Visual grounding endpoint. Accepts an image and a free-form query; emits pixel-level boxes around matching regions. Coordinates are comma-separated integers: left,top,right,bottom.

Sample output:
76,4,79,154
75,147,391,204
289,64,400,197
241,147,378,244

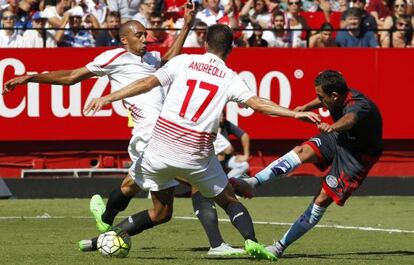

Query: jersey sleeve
85,49,125,76
226,121,246,138
154,54,188,87
227,73,256,104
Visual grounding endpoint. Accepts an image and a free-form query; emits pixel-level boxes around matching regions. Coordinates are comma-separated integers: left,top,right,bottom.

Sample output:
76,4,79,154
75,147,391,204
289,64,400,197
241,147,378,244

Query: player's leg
176,176,243,255
90,175,141,232
90,136,146,232
230,145,316,198
80,187,175,251
226,156,249,179
191,185,225,249
231,134,334,198
213,184,276,261
266,188,332,258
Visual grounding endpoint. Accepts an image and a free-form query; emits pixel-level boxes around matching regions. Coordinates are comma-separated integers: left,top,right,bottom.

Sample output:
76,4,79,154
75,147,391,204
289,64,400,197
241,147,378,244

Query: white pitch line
174,216,414,234
1,215,413,234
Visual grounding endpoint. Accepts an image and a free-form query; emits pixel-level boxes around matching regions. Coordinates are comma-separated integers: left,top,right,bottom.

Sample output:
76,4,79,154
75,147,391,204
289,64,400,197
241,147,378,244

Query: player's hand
294,111,321,124
293,105,307,112
183,1,196,26
317,122,334,133
235,154,249,162
83,97,111,116
3,75,31,94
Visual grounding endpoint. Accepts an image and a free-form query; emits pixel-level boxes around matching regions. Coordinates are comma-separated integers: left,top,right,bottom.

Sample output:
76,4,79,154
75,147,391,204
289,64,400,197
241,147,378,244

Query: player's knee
120,176,139,197
293,145,314,163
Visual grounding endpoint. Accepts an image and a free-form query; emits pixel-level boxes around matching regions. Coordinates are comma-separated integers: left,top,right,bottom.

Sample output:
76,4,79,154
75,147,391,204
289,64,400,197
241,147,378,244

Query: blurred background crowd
0,0,412,48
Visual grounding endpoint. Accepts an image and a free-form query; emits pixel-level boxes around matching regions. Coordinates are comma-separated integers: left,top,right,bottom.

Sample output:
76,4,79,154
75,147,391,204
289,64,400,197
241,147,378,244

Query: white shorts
127,124,154,162
129,151,228,198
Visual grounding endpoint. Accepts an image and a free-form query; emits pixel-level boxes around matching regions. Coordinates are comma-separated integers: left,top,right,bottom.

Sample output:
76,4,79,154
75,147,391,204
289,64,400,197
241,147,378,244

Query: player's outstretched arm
246,96,321,123
294,97,323,112
318,112,358,133
3,67,95,94
161,1,196,64
83,75,160,115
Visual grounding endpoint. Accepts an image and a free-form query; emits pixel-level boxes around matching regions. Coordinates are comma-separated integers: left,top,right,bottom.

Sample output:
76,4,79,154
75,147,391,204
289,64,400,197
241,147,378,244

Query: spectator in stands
239,0,272,28
196,0,225,25
341,0,377,31
95,10,120,46
262,10,290,47
382,14,413,47
366,0,393,29
336,7,379,47
22,11,57,47
55,9,95,47
146,13,174,47
0,0,18,21
309,22,337,47
0,10,24,47
106,0,141,22
246,23,268,46
217,0,240,29
87,0,108,25
164,0,187,21
42,0,72,29
183,20,207,47
132,0,156,28
381,0,414,46
14,0,35,29
216,112,251,179
285,0,309,47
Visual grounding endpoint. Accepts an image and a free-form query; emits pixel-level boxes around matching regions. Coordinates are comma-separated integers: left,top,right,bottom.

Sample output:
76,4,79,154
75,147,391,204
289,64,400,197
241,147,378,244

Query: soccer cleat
265,241,286,258
90,194,111,233
78,239,95,252
229,176,256,199
245,239,277,261
207,243,246,256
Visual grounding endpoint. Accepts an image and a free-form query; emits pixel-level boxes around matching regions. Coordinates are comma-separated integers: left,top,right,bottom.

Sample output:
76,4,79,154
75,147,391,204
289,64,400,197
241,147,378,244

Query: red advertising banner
1,48,412,141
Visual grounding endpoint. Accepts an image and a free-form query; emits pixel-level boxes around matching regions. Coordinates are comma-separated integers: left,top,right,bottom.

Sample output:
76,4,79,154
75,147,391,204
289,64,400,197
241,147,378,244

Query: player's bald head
119,20,146,37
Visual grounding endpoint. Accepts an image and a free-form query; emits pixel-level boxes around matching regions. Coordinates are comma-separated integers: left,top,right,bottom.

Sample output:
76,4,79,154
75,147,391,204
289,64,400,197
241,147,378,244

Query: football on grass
97,228,131,258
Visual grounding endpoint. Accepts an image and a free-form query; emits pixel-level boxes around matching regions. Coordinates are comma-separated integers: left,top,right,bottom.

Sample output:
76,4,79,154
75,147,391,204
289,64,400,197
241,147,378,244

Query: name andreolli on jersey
188,61,226,79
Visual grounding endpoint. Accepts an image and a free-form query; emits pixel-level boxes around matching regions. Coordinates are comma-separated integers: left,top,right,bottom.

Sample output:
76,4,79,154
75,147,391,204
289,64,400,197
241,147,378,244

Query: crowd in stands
0,0,413,48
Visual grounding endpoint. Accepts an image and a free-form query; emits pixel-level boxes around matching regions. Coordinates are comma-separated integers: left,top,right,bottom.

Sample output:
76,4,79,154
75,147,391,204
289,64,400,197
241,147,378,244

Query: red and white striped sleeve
85,48,127,76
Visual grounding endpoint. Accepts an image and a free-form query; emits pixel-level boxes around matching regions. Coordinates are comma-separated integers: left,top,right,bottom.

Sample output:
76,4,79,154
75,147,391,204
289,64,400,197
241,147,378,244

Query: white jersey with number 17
148,52,255,168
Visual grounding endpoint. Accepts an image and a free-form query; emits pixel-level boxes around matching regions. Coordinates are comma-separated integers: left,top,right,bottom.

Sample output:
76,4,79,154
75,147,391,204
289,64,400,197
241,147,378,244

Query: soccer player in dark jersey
230,70,383,257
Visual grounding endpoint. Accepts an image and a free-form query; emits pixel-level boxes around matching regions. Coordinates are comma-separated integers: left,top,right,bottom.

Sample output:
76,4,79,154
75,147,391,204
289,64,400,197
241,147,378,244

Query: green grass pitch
0,196,413,265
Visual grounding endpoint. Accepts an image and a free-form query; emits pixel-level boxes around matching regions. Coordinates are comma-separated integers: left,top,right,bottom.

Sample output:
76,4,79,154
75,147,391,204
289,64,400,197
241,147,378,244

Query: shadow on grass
284,250,414,260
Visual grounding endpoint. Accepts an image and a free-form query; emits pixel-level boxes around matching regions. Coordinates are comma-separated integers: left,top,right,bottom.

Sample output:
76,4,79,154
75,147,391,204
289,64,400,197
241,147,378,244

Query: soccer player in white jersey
83,24,321,261
3,7,248,256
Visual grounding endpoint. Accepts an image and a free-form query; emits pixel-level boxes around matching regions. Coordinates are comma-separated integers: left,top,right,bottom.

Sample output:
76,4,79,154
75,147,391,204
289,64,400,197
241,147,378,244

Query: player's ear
331,91,339,101
120,36,128,46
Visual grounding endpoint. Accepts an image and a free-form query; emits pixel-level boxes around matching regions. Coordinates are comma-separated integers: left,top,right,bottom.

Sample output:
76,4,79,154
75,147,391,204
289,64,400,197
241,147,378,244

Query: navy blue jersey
330,89,383,156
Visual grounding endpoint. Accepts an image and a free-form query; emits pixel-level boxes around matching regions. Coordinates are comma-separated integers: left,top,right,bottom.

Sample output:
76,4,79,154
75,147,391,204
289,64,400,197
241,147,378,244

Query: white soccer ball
97,228,131,258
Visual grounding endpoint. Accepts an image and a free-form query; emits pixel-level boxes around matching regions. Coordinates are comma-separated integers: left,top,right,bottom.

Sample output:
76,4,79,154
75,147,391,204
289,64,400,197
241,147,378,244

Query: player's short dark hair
206,24,233,57
314,70,348,95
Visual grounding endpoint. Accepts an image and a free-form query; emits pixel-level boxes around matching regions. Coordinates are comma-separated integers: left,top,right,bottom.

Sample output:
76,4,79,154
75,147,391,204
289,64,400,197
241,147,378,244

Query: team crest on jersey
326,175,338,188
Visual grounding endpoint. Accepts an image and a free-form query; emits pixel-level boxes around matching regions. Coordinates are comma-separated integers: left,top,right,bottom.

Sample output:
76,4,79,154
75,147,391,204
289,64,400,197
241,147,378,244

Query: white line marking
174,216,414,234
0,215,413,234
